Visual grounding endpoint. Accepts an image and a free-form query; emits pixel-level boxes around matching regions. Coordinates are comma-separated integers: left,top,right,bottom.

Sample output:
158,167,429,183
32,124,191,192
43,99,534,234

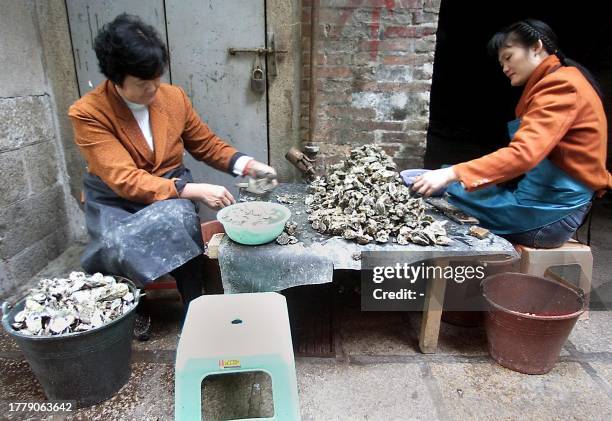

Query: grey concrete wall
35,0,86,214
267,0,302,182
0,0,83,298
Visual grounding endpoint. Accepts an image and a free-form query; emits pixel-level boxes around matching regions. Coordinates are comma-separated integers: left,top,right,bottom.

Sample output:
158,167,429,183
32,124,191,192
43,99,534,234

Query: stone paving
1,202,611,420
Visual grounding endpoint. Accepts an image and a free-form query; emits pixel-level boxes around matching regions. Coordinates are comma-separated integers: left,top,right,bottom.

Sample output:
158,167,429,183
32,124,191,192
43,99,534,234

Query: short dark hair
94,13,168,85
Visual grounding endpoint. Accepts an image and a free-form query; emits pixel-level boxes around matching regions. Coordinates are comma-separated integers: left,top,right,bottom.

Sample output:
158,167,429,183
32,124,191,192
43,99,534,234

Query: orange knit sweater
454,55,611,197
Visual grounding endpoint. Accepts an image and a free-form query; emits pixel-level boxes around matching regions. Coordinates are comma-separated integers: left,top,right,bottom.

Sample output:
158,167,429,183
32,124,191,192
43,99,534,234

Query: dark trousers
501,202,591,248
137,255,204,321
171,254,205,313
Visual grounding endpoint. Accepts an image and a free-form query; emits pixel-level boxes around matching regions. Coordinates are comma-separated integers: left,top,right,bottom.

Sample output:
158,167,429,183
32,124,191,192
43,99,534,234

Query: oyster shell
276,232,290,245
285,221,299,236
276,194,301,204
276,221,300,245
375,230,390,243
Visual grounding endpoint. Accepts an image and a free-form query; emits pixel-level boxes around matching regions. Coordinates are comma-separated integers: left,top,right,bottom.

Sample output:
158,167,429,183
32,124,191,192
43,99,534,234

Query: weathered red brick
322,106,377,120
403,0,424,9
358,38,414,52
351,120,404,132
384,26,419,38
316,92,353,105
319,53,356,66
316,66,353,78
381,131,427,143
353,80,431,92
316,79,353,93
381,53,433,65
319,0,402,8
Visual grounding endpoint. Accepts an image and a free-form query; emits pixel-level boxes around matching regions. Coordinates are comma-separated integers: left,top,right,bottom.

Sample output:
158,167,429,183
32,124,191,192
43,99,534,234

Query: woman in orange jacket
69,14,275,328
411,19,610,248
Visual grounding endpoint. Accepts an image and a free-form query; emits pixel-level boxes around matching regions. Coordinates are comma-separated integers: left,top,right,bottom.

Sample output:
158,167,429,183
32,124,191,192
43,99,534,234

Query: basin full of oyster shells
217,201,291,245
305,145,451,246
4,272,138,336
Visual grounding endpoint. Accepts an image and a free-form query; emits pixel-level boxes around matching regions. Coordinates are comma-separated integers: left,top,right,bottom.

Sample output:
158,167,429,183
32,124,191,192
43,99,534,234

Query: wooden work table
206,183,519,353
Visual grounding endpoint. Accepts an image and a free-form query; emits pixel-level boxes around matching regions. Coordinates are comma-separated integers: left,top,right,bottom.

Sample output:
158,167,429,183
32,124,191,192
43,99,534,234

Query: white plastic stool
517,240,592,320
175,292,301,420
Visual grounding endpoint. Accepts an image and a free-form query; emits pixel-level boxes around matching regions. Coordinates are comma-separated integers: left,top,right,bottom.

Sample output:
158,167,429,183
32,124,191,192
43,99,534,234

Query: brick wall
300,0,314,146
301,0,440,170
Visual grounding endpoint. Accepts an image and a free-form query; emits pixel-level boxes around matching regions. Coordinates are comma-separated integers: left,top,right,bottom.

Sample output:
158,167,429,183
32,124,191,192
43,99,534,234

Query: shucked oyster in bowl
217,201,291,245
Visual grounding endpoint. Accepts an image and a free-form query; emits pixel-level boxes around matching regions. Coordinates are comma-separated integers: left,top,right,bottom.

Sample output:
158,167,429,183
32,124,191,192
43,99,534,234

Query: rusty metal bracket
228,47,274,55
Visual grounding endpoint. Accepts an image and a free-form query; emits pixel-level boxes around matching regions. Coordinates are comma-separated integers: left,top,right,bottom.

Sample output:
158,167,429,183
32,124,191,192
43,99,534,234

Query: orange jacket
68,81,239,204
453,55,611,197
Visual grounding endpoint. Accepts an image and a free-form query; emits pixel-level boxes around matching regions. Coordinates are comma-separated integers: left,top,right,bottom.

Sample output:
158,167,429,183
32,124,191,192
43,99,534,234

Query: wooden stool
516,240,592,320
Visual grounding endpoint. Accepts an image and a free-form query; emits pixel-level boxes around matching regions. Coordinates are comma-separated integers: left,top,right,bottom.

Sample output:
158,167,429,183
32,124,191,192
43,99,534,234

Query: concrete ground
1,200,611,421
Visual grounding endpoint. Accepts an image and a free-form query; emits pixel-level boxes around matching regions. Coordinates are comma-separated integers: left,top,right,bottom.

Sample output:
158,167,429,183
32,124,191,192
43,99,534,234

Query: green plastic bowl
217,201,291,245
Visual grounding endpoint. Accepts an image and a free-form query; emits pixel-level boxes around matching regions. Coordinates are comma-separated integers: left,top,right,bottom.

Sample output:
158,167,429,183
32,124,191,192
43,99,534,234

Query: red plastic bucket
482,272,584,374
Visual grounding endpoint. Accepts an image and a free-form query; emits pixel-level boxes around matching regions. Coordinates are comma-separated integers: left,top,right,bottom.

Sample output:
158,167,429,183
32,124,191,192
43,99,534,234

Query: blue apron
446,118,593,234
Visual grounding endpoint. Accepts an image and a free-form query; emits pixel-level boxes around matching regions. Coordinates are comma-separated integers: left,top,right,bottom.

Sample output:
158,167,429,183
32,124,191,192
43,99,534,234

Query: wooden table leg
418,259,448,354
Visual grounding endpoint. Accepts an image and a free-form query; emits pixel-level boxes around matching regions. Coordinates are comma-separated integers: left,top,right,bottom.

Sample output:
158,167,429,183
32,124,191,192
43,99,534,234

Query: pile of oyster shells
10,272,137,336
305,145,451,246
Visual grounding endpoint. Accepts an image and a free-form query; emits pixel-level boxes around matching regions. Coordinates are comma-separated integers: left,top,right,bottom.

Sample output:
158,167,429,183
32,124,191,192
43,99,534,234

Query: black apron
81,166,204,285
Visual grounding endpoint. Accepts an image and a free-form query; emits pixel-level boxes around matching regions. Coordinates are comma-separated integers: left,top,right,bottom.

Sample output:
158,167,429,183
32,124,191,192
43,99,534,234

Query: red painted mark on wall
332,0,396,60
369,1,395,59
369,8,382,59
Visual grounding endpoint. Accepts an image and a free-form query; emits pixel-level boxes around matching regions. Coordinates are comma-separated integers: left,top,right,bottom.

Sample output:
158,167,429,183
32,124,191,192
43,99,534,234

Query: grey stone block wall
0,1,47,98
0,0,83,298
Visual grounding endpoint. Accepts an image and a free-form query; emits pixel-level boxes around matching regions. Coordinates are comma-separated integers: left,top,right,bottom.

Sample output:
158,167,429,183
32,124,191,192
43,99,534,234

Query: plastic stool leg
268,365,301,421
175,372,204,421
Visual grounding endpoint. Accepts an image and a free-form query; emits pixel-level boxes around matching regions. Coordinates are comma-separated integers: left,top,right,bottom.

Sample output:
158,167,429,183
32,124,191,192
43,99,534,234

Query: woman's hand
411,167,458,197
244,160,277,180
179,183,236,209
243,160,278,192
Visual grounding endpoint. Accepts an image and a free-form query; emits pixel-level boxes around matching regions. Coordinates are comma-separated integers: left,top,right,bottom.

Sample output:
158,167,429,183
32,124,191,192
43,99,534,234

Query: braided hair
487,18,603,100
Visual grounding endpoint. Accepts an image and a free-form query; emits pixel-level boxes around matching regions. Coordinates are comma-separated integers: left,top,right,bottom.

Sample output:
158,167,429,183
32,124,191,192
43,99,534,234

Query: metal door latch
228,30,287,76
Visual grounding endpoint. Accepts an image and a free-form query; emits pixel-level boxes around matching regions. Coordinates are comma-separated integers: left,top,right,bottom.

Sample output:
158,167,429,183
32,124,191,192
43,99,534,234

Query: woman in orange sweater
412,19,610,248
69,14,275,329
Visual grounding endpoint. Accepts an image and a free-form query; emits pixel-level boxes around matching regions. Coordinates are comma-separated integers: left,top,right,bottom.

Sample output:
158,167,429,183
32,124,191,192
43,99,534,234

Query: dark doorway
425,0,612,171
